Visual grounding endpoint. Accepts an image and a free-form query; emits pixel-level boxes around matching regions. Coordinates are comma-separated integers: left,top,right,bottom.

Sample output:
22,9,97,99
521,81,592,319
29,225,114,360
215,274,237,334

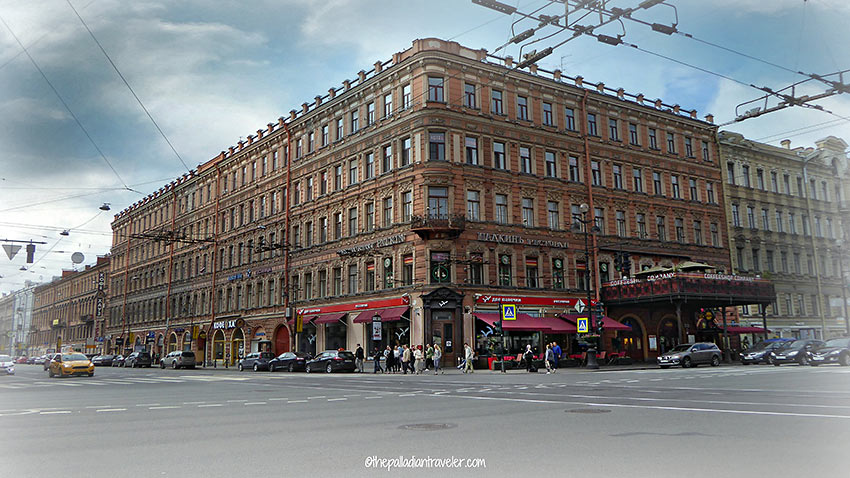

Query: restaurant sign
213,318,246,330
298,296,409,316
337,234,406,256
475,295,594,307
476,232,568,249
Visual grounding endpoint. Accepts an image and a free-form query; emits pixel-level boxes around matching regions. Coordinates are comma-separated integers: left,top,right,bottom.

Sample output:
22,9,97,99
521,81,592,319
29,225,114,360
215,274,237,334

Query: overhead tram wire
0,14,139,196
65,0,191,173
754,118,850,143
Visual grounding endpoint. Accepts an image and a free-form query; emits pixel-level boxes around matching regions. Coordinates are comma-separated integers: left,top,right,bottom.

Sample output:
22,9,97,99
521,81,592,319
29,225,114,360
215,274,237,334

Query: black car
92,355,115,367
124,351,153,368
268,351,313,372
238,351,276,371
770,339,824,366
808,337,850,366
111,354,126,367
305,350,356,373
739,340,792,365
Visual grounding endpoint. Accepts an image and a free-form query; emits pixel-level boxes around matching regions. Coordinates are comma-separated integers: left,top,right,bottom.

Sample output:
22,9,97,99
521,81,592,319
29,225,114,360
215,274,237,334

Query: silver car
160,351,196,369
657,342,722,368
0,355,14,375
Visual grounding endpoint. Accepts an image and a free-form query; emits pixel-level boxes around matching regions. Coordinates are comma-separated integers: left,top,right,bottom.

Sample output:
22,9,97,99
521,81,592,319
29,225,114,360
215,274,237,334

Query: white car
0,354,15,375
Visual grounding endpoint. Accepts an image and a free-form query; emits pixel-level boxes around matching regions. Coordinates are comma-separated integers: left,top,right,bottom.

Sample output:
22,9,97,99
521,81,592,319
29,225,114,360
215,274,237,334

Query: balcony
601,272,775,307
410,213,466,240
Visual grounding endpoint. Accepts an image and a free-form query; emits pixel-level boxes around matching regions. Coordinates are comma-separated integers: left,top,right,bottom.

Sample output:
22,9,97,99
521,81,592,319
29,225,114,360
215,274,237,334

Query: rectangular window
542,102,553,125
382,145,392,173
430,252,451,284
305,221,313,247
648,128,658,149
402,191,412,222
727,162,736,185
469,253,483,285
565,107,576,131
747,206,756,229
591,161,602,186
350,110,359,133
702,141,710,162
517,96,529,121
466,190,480,221
789,213,797,234
491,89,503,115
752,248,760,272
383,92,393,117
653,172,663,195
775,211,783,233
336,118,344,140
308,131,315,152
587,113,598,136
348,207,358,236
780,251,789,272
636,213,646,238
428,76,444,102
656,216,667,241
318,270,327,298
366,102,375,126
349,159,358,185
522,198,534,227
797,177,804,197
306,177,314,201
706,182,715,203
547,201,559,229
552,258,564,289
464,83,477,108
685,137,694,157
608,118,619,141
629,123,639,145
334,165,343,190
333,267,342,295
347,264,358,294
402,254,413,286
594,207,605,234
666,132,676,154
402,84,411,109
495,194,508,224
821,181,828,202
519,146,532,173
320,217,328,243
616,210,627,237
762,209,770,231
464,137,479,165
401,137,411,167
784,174,791,194
321,124,329,147
810,179,817,200
802,214,810,236
633,168,643,192
570,156,581,182
545,151,557,177
525,257,539,288
671,175,680,199
493,141,507,169
364,152,375,179
383,197,393,227
428,187,448,218
693,220,703,245
793,253,801,274
498,255,512,286
766,250,775,273
742,165,751,187
689,178,698,201
365,202,374,231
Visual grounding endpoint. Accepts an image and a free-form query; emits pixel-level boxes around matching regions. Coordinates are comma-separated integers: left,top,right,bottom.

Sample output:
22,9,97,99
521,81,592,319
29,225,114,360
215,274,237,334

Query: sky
1,0,848,294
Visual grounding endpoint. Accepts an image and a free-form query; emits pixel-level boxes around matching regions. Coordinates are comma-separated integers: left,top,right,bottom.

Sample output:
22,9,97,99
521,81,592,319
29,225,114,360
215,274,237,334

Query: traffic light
494,321,503,336
25,244,35,263
614,254,622,271
594,306,605,335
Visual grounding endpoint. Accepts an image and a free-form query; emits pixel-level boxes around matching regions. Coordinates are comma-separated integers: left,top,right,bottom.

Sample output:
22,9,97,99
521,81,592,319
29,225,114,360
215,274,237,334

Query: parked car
739,339,792,365
16,356,28,364
27,356,38,364
48,352,94,377
238,351,276,371
268,351,313,372
124,351,152,368
43,353,59,371
160,351,196,369
111,354,126,367
1,355,15,375
807,337,850,366
92,355,115,367
770,339,824,366
657,343,722,368
305,350,357,373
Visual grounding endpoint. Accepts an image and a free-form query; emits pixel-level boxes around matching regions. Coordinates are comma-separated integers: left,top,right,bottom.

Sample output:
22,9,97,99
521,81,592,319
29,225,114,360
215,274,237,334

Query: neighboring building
106,38,772,365
0,293,14,355
0,283,35,356
719,132,850,339
29,257,109,355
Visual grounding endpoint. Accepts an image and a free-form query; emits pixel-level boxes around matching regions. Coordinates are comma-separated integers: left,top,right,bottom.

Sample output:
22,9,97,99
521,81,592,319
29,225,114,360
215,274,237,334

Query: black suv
124,351,153,368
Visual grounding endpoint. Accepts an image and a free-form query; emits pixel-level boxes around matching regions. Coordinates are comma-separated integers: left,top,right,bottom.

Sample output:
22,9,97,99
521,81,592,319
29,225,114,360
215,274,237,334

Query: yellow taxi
48,352,95,378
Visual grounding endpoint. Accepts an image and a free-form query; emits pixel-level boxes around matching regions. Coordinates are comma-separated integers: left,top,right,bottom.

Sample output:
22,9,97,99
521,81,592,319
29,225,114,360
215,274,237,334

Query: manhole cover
399,423,457,431
566,408,612,414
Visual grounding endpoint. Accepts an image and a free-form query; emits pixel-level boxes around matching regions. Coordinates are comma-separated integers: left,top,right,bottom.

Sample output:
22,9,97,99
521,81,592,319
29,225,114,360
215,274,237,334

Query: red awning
288,316,316,326
313,312,347,325
352,306,409,323
560,314,632,331
475,312,575,333
538,316,578,333
725,326,770,334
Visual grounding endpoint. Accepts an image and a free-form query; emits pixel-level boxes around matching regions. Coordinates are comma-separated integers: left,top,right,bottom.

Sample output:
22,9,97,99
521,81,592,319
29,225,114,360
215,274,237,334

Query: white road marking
136,403,160,407
39,411,72,414
85,406,115,409
226,399,248,403
198,404,223,408
307,396,326,399
96,408,127,413
364,396,382,399
149,406,181,410
244,402,267,406
268,398,288,401
327,398,347,402
183,401,206,405
287,400,308,403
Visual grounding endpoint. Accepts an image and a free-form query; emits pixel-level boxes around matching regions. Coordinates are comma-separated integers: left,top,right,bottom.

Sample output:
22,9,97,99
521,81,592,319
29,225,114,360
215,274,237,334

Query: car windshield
0,355,12,362
181,352,195,357
669,345,692,353
64,353,88,361
823,338,850,348
337,351,355,359
775,341,796,351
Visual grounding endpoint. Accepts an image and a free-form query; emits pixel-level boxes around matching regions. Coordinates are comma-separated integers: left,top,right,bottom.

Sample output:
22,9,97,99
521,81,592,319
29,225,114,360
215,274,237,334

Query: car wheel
797,354,808,366
660,365,670,369
253,363,259,372
811,363,819,367
305,364,312,373
765,355,774,365
238,363,244,371
840,353,850,367
88,372,94,377
681,357,691,368
288,363,295,372
48,368,55,378
710,355,720,367
773,361,781,366
172,361,178,369
269,363,276,372
160,362,165,369
326,363,333,373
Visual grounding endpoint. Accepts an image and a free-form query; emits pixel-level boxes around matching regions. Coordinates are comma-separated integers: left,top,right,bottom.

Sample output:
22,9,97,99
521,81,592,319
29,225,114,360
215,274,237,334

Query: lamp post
572,203,601,368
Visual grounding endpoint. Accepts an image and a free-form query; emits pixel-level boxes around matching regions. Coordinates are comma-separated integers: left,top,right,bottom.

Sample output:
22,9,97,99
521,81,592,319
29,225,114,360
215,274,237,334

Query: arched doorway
618,317,644,361
230,328,245,365
658,317,680,354
212,330,225,363
168,333,178,353
273,325,290,355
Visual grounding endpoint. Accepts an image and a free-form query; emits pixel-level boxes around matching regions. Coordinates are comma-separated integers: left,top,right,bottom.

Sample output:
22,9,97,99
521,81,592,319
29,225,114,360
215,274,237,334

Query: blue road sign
500,303,517,321
577,317,589,333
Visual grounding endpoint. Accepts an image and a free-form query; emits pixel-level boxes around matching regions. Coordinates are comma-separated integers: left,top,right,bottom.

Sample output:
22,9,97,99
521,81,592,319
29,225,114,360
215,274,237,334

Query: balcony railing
410,213,466,239
601,272,775,306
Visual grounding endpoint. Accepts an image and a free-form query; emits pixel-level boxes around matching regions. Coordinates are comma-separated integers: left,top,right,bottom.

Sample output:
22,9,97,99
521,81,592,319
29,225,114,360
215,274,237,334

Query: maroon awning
725,326,770,334
560,314,632,331
352,306,409,323
475,312,575,333
288,316,316,326
313,312,347,325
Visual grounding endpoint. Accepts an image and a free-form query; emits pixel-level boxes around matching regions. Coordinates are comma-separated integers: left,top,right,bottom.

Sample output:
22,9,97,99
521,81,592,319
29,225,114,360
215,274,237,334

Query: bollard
585,347,599,369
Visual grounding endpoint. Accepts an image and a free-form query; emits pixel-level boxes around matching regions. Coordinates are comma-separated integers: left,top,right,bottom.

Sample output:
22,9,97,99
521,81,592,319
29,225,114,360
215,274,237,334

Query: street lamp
572,203,602,368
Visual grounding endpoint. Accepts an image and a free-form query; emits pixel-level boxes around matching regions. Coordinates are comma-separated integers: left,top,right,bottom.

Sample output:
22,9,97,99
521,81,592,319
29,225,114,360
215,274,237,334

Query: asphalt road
2,362,848,477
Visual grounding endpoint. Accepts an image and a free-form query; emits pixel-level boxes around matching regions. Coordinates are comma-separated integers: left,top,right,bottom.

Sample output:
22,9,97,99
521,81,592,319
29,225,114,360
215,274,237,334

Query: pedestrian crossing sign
500,303,517,321
577,317,589,333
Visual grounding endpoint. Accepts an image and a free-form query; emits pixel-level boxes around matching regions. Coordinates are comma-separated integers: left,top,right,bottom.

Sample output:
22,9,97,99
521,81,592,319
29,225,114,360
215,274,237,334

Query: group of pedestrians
363,343,444,375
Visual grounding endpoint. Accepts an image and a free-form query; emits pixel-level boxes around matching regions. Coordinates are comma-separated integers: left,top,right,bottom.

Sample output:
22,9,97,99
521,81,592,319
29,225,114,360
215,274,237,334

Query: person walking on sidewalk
402,345,412,374
395,344,403,373
373,347,384,373
552,342,562,370
355,344,365,373
433,344,443,374
524,344,535,373
545,344,556,374
425,344,434,371
384,345,394,373
413,345,424,374
462,343,474,373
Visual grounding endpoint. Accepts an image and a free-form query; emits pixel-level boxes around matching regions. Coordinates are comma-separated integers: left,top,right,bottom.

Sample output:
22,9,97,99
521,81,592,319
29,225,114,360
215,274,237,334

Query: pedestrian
395,344,403,372
425,344,434,371
354,344,365,372
524,344,535,373
413,345,424,374
373,347,384,373
402,345,412,374
384,345,394,373
545,344,555,374
552,341,561,369
433,344,443,374
742,336,750,350
463,343,474,373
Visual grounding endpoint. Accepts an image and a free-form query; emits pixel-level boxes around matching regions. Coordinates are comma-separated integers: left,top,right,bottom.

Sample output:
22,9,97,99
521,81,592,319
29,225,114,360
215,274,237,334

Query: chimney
654,99,663,109
302,102,309,113
315,95,322,106
358,70,367,82
689,110,697,119
238,140,245,150
673,104,680,114
529,63,538,74
247,134,255,145
228,146,235,155
504,56,513,68
374,61,383,73
267,123,275,133
289,110,297,120
328,88,336,99
575,75,583,87
780,139,791,149
553,69,562,81
343,79,351,91
616,88,625,100
278,117,286,127
704,114,714,124
636,93,644,104
256,129,264,140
